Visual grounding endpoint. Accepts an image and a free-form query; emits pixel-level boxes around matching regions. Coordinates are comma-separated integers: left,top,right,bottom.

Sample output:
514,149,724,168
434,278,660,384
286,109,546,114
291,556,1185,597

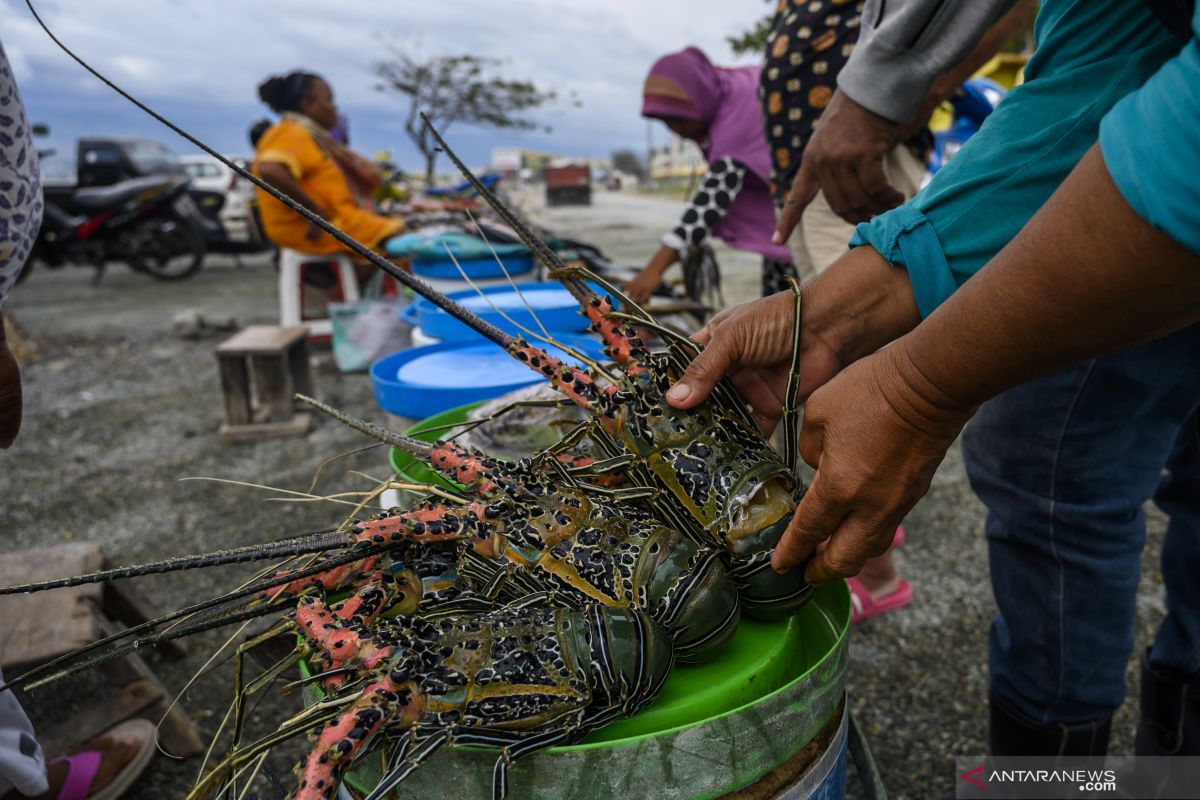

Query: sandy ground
0,189,1167,799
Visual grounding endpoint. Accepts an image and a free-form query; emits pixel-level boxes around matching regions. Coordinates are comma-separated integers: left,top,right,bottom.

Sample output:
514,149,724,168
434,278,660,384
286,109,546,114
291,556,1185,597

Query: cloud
3,0,770,167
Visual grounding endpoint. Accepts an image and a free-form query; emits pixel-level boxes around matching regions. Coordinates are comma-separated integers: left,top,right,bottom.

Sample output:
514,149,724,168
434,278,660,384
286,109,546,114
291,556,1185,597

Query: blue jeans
963,324,1200,725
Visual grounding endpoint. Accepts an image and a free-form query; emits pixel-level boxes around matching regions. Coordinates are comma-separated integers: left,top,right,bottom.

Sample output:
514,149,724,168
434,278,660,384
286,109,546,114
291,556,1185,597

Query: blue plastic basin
405,281,606,341
411,253,535,280
370,334,606,419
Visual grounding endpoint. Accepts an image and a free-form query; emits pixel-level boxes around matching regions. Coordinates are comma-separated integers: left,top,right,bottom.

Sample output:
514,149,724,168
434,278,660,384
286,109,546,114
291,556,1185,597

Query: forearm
915,0,1036,127
901,145,1200,410
804,246,922,366
256,162,325,217
643,244,679,278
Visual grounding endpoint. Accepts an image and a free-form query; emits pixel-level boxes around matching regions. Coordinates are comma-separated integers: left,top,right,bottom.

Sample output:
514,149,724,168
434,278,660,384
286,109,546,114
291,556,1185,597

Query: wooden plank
0,545,106,668
250,353,293,422
216,354,252,427
219,412,311,445
216,325,308,356
287,337,313,399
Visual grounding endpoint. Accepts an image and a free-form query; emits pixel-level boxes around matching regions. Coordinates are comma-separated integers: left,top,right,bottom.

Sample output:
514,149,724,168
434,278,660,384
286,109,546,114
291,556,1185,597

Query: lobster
192,602,672,800
4,5,823,798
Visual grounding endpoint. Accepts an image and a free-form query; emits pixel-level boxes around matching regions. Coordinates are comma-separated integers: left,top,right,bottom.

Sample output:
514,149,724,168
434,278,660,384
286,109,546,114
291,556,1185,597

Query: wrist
879,337,977,438
802,246,921,367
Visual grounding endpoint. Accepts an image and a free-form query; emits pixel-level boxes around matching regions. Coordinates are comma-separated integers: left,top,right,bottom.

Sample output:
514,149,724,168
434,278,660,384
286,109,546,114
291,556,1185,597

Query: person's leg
1138,411,1200,758
783,223,817,285
963,324,1200,751
882,143,929,200
798,145,927,276
797,189,855,275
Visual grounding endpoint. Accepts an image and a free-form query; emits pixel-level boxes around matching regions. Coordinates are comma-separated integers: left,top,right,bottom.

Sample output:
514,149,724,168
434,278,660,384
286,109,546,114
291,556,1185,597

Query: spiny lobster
5,4,819,798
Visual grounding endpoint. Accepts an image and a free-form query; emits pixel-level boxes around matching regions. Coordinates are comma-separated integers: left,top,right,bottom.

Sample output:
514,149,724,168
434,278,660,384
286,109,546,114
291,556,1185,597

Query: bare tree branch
374,45,559,184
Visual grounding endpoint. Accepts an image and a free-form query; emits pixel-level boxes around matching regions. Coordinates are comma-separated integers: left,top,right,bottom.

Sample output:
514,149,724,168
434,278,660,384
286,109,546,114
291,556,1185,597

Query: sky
2,0,768,178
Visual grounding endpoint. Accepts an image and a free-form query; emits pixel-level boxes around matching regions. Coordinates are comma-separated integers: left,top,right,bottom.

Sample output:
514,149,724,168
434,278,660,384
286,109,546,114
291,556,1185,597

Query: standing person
252,71,404,256
0,40,156,800
760,0,930,282
674,0,1198,769
625,47,795,304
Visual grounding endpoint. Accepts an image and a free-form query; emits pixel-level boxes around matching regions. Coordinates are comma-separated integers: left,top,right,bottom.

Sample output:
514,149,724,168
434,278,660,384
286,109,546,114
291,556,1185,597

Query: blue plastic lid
371,333,607,420
411,282,602,341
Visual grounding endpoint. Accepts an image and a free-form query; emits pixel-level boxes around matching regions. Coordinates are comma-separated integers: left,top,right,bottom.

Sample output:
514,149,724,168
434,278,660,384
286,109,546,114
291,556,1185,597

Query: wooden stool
215,325,313,444
0,543,205,757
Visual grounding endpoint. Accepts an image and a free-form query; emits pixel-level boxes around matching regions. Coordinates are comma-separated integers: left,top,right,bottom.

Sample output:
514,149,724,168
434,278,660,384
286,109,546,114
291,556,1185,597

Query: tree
374,45,557,186
610,149,646,180
727,1,775,57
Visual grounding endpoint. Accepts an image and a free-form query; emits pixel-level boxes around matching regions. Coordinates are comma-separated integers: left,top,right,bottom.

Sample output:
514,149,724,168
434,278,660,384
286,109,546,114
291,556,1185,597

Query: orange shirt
253,119,403,255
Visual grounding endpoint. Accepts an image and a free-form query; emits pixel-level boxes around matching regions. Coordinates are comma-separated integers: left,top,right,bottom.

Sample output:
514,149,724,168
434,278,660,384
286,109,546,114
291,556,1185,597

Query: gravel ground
0,189,1168,799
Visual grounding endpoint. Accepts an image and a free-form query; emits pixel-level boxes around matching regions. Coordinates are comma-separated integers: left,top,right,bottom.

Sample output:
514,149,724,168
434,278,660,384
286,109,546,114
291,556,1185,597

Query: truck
544,163,591,207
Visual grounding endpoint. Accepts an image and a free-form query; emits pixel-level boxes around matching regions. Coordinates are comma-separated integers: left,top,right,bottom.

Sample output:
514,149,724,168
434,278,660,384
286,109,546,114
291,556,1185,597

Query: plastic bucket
322,580,848,799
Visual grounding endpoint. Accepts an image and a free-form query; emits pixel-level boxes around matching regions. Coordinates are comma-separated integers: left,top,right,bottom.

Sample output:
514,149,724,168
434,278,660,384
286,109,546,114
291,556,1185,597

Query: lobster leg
361,728,449,800
294,673,423,800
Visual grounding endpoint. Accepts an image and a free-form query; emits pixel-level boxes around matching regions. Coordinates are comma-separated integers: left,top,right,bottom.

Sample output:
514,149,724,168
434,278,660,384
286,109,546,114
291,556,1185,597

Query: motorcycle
23,171,207,284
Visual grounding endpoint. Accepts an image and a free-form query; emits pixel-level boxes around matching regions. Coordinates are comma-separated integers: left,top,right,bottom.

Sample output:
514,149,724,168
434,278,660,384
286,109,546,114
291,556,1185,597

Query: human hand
665,290,843,433
771,340,975,581
774,90,905,236
623,268,663,307
0,313,23,448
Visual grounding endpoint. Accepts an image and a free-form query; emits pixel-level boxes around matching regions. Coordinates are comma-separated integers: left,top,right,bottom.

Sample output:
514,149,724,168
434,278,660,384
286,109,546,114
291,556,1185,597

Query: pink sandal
847,577,913,623
50,719,156,800
846,525,910,623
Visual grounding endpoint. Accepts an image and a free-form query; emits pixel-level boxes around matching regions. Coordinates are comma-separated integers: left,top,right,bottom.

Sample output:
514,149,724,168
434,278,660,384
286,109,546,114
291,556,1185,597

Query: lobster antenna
0,542,388,695
295,395,435,460
22,0,522,351
422,113,570,279
441,244,617,382
0,530,348,595
465,207,551,341
23,604,286,691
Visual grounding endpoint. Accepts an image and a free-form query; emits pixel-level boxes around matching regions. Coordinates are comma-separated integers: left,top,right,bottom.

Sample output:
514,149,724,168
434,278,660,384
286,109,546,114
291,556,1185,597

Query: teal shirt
850,0,1183,318
1101,5,1200,255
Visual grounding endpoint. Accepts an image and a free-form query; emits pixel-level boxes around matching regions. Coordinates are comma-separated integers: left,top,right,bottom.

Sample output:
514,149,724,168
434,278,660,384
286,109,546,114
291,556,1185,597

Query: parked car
180,154,268,251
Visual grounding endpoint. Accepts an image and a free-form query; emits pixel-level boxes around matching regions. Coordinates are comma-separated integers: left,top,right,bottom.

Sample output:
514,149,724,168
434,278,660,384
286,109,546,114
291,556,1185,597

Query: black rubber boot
1122,650,1200,798
1136,649,1200,756
989,689,1112,757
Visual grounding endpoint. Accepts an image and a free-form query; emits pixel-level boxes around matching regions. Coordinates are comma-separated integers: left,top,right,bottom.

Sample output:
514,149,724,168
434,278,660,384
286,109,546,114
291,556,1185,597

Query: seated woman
625,47,795,305
252,71,404,256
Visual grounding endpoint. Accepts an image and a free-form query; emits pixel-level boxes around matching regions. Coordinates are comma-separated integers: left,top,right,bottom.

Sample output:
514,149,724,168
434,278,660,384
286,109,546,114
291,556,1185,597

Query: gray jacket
837,0,1019,123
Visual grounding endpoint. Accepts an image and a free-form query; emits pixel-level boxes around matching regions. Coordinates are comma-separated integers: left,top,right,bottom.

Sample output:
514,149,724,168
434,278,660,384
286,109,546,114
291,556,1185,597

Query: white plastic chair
277,249,362,338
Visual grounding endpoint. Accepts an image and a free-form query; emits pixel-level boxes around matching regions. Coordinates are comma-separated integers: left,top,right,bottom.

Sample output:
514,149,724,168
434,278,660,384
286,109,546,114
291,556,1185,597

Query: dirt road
0,189,1167,798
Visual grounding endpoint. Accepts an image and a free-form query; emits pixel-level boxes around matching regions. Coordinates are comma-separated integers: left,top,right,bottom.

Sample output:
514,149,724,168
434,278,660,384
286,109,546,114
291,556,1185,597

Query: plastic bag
329,274,412,372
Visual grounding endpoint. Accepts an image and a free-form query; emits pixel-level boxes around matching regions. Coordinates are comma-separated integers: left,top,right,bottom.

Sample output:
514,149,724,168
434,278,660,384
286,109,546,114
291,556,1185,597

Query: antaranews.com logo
954,756,1200,798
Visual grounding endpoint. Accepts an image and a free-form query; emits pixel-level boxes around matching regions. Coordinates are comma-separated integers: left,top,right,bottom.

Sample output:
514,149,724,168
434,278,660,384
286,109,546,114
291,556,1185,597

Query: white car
180,154,262,245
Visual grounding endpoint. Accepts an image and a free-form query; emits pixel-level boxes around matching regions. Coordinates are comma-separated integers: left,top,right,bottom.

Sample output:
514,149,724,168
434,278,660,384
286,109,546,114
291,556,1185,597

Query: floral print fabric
0,41,41,310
